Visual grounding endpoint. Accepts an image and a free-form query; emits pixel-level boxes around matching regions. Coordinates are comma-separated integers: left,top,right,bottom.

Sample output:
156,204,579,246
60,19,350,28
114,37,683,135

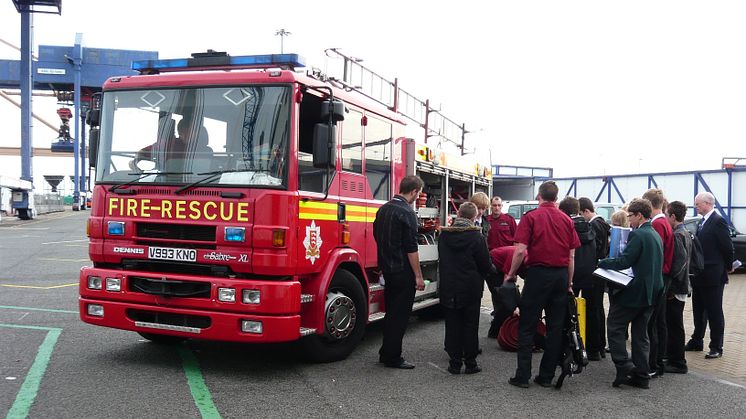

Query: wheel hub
324,292,356,340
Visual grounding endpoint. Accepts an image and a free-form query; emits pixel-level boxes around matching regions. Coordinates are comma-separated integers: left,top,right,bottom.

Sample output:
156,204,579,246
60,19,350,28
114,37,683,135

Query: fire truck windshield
95,85,291,188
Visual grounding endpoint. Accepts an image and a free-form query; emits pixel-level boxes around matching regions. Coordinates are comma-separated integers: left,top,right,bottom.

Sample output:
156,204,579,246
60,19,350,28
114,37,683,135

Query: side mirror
312,123,336,168
320,100,345,123
88,127,99,168
86,109,100,126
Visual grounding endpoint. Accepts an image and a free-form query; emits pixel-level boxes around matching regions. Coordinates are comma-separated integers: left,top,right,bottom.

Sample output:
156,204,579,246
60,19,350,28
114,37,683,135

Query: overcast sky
1,0,745,177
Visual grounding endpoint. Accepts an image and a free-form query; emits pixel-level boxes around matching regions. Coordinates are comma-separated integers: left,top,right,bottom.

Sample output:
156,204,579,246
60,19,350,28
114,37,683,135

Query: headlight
241,320,262,334
242,289,260,304
87,276,102,290
87,304,104,317
218,287,236,303
105,277,121,292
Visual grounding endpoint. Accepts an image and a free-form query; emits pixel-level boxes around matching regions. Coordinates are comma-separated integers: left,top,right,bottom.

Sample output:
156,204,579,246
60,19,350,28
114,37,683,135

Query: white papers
734,260,743,270
593,268,633,287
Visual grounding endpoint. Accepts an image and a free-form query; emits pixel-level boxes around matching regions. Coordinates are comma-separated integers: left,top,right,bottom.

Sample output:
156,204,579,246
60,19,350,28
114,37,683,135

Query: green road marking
0,305,78,315
178,346,221,419
1,324,61,419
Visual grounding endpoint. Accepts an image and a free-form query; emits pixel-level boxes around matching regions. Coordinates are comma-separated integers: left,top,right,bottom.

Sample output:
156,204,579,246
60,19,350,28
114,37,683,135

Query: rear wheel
137,332,187,345
300,269,367,363
17,209,31,220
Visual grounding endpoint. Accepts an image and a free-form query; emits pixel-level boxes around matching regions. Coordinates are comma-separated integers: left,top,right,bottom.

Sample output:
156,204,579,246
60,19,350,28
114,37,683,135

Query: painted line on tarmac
0,323,62,419
178,346,222,418
41,239,88,245
0,305,78,314
688,369,746,390
1,283,79,290
38,257,90,262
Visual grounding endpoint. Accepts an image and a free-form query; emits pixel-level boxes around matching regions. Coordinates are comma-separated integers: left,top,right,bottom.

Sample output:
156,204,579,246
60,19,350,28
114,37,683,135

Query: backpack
688,231,705,277
555,295,589,389
572,216,597,278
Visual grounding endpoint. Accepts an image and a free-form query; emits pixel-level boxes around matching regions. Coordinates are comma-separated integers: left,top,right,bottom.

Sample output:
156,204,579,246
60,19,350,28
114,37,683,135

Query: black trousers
379,272,417,365
444,302,480,366
514,266,567,382
647,276,669,371
573,277,605,355
691,283,725,352
608,302,654,378
665,297,686,367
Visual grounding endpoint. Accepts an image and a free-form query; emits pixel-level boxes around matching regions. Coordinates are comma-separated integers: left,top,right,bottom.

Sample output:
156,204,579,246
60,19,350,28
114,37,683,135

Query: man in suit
685,192,735,359
598,198,664,389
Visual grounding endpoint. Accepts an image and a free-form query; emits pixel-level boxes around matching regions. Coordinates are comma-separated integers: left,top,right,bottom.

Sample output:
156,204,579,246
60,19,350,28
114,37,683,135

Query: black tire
137,332,187,345
17,209,30,220
300,269,367,363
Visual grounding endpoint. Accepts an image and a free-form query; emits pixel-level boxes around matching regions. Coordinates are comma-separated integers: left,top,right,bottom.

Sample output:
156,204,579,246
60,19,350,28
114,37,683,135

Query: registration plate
148,246,197,262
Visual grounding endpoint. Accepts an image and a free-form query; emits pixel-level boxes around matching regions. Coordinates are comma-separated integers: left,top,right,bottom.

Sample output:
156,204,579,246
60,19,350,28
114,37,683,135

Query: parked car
683,216,746,271
502,200,539,223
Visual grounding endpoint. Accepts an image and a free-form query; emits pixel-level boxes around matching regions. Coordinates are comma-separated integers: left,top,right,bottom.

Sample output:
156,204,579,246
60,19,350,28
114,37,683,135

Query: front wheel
137,332,187,345
300,269,367,363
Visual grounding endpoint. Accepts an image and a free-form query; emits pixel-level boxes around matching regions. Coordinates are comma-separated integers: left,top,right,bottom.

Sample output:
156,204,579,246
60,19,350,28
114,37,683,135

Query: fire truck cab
80,51,492,361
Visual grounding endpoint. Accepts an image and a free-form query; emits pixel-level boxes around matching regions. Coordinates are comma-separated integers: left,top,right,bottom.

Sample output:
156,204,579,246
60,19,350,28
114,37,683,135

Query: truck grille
137,222,216,242
127,309,211,329
129,276,211,298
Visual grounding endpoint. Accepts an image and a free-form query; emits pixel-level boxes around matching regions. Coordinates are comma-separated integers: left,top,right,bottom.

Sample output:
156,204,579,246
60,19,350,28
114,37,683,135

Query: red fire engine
79,50,492,361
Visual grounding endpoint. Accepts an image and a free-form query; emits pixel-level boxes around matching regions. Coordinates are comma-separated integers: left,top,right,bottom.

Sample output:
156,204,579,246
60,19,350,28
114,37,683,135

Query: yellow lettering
204,201,217,220
108,198,120,216
126,199,137,217
237,203,249,222
140,199,151,218
161,200,172,218
219,202,234,221
175,200,186,219
189,201,201,220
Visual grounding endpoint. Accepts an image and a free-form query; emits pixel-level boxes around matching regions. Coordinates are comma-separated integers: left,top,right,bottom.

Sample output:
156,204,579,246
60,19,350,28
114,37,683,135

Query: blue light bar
225,227,246,242
132,53,305,73
107,221,125,236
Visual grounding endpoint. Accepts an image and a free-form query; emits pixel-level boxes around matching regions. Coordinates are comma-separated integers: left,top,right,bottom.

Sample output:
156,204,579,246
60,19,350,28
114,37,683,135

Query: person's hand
513,307,520,316
415,276,426,291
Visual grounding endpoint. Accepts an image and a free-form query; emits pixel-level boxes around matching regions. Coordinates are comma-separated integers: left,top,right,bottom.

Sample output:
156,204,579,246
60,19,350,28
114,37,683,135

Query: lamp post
275,29,291,54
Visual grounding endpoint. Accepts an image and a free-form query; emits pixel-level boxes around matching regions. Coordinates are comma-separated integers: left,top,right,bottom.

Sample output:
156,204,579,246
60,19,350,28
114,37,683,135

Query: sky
1,0,746,178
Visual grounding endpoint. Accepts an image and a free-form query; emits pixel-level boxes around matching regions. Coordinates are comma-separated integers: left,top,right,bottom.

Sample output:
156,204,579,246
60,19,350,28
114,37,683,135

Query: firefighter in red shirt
487,196,518,250
505,181,580,388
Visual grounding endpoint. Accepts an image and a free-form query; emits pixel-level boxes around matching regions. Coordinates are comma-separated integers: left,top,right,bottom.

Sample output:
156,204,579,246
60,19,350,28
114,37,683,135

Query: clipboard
593,268,633,288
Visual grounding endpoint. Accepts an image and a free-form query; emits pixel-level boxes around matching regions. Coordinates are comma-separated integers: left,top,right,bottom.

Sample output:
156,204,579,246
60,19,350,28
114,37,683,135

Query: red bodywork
80,67,407,343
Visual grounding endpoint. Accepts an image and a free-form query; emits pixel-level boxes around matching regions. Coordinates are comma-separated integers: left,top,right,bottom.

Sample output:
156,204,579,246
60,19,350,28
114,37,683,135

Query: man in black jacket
373,175,427,369
579,197,611,361
438,202,496,374
686,192,735,359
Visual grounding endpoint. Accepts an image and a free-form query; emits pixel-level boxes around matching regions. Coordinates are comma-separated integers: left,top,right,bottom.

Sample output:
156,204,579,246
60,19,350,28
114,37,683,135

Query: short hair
695,192,715,205
538,181,559,201
611,210,629,227
399,175,424,195
492,196,503,203
667,200,687,222
627,198,653,219
642,188,665,210
578,197,595,213
559,196,580,216
470,192,490,210
458,202,478,220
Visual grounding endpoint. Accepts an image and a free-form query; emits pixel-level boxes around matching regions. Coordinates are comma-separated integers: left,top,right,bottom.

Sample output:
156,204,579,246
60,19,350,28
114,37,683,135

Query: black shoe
685,340,703,351
705,350,722,359
447,365,461,375
477,348,483,355
508,377,529,388
628,377,650,389
533,376,553,388
587,352,601,361
612,376,629,388
385,360,415,369
464,365,482,374
664,364,688,374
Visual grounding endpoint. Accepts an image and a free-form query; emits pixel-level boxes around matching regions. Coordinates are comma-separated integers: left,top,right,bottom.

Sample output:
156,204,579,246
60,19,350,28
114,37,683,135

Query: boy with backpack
558,197,602,360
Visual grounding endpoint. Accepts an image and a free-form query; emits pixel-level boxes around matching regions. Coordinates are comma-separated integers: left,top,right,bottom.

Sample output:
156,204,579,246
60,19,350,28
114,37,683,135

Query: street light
275,29,291,54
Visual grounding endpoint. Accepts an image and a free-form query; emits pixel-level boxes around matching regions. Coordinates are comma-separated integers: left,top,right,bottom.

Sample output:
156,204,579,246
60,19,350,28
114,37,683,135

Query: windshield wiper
174,169,266,195
109,171,191,194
